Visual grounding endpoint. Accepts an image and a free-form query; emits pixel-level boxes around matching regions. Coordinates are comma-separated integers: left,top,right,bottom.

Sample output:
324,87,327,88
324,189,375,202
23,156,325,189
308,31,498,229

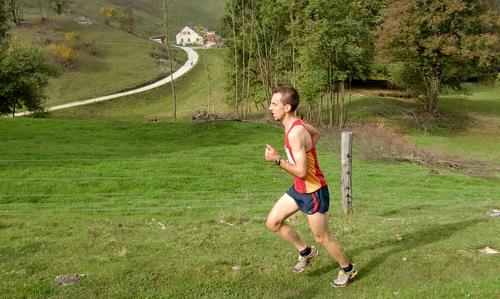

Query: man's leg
306,212,349,267
307,212,358,287
266,193,307,251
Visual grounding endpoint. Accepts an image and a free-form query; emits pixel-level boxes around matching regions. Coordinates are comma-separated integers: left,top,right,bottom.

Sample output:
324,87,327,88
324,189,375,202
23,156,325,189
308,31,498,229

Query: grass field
0,117,498,298
407,83,500,164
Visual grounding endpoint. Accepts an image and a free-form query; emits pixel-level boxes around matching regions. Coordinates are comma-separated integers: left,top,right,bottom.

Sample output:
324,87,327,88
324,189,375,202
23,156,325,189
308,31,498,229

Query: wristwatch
274,157,281,166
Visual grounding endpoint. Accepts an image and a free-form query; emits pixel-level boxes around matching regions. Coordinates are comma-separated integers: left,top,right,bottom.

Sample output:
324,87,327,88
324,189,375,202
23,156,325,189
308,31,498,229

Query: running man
264,84,357,288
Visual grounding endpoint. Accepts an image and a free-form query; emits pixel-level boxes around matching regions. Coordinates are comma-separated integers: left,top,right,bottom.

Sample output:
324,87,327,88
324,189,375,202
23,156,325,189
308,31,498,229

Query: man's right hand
265,144,280,162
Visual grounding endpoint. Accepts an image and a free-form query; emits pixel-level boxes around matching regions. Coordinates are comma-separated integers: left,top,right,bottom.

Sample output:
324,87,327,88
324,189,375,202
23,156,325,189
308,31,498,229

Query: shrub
64,31,80,43
46,43,74,68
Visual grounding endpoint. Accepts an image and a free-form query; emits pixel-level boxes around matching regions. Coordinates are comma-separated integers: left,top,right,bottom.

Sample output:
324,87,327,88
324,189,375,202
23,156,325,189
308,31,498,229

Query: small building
175,26,204,46
203,31,220,48
149,35,166,44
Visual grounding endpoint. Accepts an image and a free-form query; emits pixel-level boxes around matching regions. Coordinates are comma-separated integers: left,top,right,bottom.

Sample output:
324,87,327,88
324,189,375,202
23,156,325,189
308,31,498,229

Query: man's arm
265,127,308,179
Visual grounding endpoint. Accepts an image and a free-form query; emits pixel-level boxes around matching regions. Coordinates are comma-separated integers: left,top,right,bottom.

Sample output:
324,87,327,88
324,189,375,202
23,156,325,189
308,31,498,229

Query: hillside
21,0,224,38
10,4,187,106
52,48,230,121
103,0,224,36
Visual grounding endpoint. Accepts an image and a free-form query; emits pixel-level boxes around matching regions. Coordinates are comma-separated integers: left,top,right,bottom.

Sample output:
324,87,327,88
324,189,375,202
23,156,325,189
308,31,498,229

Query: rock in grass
479,247,498,254
486,210,500,217
54,274,85,286
231,265,240,272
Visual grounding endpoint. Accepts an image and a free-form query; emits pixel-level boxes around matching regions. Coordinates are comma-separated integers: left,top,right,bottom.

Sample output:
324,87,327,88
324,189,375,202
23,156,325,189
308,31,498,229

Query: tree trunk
342,81,352,127
329,88,334,128
334,86,341,127
318,94,323,126
308,101,313,123
10,0,21,24
424,75,440,114
339,82,345,129
240,0,246,119
162,0,177,120
289,0,296,86
202,47,212,114
230,1,239,118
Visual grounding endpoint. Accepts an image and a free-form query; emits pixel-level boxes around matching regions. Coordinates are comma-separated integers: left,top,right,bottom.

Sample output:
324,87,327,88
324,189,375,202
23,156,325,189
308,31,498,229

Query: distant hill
10,1,193,106
21,0,224,38
106,0,224,36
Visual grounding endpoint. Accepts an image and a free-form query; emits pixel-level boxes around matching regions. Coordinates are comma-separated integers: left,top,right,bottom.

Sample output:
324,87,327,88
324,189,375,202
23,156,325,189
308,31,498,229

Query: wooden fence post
341,132,353,214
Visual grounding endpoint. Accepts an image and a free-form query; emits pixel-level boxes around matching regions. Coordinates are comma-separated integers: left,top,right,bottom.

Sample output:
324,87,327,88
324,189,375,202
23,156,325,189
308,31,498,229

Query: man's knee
313,233,332,245
265,217,282,232
313,234,324,244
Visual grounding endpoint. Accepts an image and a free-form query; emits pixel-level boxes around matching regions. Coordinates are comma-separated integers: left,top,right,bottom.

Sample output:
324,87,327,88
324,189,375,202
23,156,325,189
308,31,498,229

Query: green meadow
1,110,499,297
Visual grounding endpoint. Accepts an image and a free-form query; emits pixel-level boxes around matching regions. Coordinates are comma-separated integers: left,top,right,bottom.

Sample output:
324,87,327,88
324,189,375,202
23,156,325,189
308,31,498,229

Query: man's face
269,93,289,121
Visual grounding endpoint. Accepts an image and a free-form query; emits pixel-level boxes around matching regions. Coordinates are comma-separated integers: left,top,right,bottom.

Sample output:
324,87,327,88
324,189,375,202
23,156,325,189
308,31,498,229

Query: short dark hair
272,84,300,112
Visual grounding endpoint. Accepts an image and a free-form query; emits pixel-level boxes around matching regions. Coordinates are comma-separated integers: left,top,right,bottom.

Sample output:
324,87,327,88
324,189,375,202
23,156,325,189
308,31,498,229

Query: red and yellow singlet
284,119,327,193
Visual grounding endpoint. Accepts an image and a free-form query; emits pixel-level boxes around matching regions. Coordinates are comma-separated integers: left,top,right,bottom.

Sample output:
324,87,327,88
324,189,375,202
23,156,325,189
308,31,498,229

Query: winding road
13,46,198,117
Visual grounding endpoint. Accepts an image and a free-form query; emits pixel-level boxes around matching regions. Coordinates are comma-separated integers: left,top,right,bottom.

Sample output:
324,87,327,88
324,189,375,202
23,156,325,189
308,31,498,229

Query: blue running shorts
287,185,330,215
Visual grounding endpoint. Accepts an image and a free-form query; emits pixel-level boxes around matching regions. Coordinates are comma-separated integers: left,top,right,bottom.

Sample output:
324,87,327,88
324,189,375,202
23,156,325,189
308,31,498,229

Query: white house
176,26,204,46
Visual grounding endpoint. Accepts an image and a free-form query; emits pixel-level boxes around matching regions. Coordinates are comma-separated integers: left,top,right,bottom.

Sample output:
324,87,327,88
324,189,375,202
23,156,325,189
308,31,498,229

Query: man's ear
284,104,292,113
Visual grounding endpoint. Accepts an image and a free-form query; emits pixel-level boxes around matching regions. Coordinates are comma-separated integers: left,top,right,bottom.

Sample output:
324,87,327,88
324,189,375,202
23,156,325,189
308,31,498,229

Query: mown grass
52,48,230,121
0,118,498,298
11,13,186,107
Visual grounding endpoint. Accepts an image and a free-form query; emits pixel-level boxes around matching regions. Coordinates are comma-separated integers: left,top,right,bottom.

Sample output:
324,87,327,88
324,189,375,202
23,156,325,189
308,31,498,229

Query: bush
64,31,80,43
46,43,74,68
0,40,58,115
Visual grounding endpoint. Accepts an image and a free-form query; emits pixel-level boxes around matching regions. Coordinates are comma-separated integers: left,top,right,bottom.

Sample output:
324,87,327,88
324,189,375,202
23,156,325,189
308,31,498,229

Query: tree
1,0,10,44
222,0,372,126
377,0,500,114
50,0,65,15
223,0,290,118
298,0,372,127
36,0,51,20
100,5,116,26
7,0,23,25
118,7,135,33
0,40,58,116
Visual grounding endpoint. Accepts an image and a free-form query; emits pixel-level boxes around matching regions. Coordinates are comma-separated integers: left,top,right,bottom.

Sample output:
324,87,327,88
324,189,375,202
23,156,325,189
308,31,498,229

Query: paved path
13,46,198,117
